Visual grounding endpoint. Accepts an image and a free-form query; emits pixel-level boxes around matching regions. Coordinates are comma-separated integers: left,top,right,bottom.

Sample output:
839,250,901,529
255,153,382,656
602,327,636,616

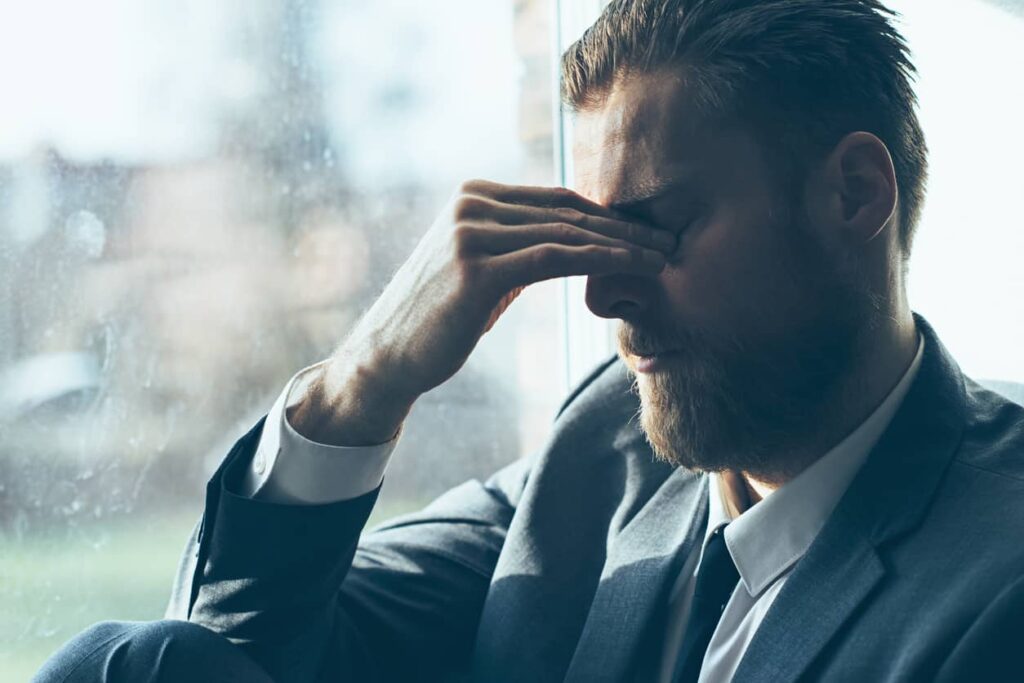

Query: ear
805,132,898,247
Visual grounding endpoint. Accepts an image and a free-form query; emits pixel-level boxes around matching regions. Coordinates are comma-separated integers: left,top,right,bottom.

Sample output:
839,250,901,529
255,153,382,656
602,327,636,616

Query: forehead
572,71,713,205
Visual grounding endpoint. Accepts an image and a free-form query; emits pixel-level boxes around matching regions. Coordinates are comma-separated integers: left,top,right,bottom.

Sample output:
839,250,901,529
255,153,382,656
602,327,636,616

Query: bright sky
0,0,522,185
891,0,1024,381
0,0,229,162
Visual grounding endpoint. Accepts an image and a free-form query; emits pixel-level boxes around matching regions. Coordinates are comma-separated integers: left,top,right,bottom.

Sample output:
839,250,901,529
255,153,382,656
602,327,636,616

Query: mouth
629,349,681,374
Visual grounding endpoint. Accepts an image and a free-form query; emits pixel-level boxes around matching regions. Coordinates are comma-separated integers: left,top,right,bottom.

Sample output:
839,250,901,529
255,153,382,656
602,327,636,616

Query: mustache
617,320,693,357
617,320,747,360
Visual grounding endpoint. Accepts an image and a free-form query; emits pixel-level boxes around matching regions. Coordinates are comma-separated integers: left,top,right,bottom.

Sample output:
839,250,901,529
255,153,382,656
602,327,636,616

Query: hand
290,179,675,446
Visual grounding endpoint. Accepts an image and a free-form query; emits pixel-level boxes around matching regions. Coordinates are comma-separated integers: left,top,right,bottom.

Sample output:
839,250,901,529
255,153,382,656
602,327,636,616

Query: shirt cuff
240,361,400,505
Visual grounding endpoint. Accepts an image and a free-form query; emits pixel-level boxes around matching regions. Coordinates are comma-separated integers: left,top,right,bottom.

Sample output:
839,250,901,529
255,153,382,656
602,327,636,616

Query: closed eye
666,208,707,260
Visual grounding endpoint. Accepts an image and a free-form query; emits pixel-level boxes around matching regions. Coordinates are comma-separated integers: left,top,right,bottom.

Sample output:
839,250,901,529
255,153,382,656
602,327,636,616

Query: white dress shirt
242,337,924,682
240,361,398,504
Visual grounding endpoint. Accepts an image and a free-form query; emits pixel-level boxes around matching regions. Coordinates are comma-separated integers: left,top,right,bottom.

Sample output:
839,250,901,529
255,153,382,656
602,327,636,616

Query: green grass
0,500,423,682
0,514,198,682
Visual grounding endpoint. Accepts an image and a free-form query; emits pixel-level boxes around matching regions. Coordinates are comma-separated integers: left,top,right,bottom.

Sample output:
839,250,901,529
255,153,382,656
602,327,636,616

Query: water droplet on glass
65,210,106,258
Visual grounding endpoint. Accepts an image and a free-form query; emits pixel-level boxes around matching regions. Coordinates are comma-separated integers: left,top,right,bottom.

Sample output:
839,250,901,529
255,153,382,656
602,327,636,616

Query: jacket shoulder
554,355,628,419
955,379,1024,482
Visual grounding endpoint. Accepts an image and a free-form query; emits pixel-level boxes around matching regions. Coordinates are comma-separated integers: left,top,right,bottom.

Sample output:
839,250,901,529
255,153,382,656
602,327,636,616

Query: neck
727,297,919,512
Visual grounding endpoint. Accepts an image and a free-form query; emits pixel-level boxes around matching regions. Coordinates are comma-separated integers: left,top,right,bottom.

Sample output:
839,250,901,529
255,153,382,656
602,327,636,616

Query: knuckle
452,196,486,221
554,186,578,202
457,178,486,195
555,222,580,242
533,245,560,267
451,224,478,255
557,207,584,224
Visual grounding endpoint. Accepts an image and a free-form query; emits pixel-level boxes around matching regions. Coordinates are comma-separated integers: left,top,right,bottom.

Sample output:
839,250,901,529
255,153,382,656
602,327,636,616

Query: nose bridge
585,273,655,321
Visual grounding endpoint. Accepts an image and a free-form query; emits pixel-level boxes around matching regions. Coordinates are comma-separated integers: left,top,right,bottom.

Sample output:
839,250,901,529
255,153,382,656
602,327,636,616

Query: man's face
574,71,877,479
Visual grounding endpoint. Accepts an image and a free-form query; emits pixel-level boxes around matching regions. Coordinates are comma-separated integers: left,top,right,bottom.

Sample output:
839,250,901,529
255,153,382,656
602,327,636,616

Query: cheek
656,208,815,338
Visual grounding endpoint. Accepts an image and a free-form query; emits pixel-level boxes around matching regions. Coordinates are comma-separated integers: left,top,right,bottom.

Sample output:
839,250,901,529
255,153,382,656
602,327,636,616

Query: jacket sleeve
166,417,532,683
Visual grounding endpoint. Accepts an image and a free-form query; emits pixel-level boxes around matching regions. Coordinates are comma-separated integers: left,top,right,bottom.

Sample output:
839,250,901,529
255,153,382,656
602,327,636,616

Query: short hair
561,0,928,258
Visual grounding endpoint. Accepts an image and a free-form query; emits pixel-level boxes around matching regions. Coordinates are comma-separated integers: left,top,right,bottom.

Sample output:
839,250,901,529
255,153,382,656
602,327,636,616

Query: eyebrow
607,176,693,211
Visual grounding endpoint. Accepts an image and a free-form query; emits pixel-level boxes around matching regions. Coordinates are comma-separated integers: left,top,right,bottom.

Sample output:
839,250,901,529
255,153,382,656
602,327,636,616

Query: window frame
554,0,618,390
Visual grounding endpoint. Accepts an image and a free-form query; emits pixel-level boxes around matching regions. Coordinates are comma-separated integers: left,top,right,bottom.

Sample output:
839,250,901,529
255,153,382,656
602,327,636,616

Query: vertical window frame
554,0,618,390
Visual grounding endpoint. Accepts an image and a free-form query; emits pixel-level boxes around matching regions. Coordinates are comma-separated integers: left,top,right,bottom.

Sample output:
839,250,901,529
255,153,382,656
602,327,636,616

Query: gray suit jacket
168,316,1024,682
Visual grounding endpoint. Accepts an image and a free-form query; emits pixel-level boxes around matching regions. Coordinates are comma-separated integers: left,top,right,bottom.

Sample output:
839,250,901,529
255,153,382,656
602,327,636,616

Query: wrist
288,352,416,447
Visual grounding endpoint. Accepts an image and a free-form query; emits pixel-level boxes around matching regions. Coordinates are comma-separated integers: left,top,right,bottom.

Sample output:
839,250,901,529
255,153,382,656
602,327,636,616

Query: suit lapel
731,510,884,682
565,468,709,683
733,315,968,682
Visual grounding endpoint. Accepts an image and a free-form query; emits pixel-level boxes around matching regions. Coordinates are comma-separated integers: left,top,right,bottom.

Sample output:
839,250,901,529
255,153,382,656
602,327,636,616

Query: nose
585,273,655,321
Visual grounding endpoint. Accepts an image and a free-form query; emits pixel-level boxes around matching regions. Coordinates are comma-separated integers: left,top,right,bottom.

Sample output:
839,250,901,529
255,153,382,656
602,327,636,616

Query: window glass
557,0,623,385
0,1,560,678
893,0,1024,383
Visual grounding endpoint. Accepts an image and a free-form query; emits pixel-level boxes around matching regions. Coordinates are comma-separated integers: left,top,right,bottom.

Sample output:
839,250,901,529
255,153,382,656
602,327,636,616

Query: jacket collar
724,333,925,598
731,314,967,682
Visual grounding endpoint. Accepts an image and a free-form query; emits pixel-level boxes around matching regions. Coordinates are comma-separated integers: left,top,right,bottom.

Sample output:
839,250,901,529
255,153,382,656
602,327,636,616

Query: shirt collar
704,334,925,598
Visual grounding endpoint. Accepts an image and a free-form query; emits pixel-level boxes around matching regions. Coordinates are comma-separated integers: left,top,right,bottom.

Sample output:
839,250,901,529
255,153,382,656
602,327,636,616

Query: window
0,1,562,678
3,0,1022,678
892,0,1024,383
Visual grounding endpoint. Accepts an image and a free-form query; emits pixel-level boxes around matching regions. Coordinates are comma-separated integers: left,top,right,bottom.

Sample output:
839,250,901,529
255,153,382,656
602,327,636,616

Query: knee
32,619,260,683
33,621,139,683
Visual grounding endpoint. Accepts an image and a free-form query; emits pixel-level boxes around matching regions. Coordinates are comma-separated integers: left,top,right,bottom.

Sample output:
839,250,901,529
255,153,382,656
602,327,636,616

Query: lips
632,349,681,374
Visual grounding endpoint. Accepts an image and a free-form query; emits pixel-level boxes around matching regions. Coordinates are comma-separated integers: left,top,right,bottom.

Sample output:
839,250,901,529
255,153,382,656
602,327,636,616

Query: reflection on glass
0,1,559,678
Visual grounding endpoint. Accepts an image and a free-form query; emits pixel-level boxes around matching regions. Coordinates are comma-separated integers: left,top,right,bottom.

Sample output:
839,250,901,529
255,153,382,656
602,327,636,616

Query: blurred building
0,0,558,524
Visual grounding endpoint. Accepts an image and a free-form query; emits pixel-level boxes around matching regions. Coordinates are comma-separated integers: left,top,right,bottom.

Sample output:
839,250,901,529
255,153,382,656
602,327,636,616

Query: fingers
453,179,672,294
458,222,649,255
490,243,666,289
454,194,676,252
460,179,638,223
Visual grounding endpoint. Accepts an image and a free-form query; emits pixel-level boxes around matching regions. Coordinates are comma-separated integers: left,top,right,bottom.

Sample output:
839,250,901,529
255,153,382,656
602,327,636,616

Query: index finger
462,179,631,222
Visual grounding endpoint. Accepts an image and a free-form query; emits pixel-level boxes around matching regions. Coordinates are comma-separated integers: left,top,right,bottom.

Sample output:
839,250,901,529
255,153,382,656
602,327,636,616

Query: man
35,0,1024,681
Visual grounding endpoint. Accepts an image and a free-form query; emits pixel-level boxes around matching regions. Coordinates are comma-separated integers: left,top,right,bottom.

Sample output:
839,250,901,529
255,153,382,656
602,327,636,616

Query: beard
619,222,882,482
